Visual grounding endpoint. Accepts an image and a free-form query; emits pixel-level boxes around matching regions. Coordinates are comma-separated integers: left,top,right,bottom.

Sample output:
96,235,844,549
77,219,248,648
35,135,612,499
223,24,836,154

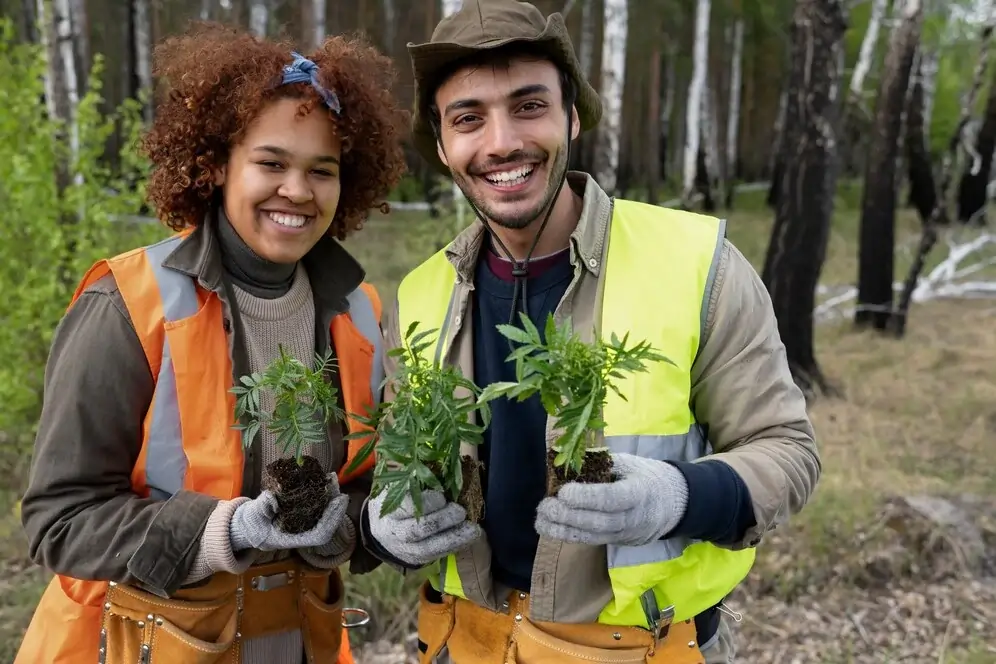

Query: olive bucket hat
407,0,602,175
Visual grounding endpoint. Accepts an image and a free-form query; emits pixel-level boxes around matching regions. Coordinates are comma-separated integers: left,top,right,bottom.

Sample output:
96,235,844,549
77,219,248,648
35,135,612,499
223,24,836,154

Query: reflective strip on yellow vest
395,199,756,628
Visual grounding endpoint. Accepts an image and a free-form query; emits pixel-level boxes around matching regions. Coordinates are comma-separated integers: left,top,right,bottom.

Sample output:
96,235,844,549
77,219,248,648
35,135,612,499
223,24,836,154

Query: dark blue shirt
472,247,574,591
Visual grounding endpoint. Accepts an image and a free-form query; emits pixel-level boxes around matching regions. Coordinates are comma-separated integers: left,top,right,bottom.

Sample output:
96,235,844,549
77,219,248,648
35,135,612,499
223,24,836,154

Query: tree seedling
343,322,491,522
231,345,343,533
478,312,672,495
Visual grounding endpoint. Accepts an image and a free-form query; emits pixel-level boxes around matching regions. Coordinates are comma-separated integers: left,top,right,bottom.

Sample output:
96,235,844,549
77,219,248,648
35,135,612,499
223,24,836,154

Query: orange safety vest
15,233,382,664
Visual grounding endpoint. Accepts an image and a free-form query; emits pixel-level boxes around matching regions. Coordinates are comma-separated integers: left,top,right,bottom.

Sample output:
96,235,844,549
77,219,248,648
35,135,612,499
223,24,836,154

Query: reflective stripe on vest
139,236,385,499
396,199,756,628
14,232,381,664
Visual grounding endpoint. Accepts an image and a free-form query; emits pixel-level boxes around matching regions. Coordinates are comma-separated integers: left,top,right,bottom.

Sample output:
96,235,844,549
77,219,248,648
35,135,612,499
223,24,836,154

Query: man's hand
367,489,481,567
535,453,689,547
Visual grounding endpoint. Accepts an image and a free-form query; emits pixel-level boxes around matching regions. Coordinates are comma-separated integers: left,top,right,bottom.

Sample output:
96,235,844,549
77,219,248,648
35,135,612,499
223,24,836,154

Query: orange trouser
415,581,706,664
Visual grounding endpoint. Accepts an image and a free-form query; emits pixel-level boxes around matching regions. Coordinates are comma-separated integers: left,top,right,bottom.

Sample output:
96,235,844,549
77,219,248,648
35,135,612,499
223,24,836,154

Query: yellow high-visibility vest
395,199,756,628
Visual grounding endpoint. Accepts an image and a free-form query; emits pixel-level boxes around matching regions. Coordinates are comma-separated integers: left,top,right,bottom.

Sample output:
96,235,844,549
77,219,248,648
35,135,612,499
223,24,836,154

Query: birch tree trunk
37,0,81,284
855,0,923,330
700,84,721,211
132,0,153,123
681,0,711,208
893,17,996,335
594,0,627,194
250,0,268,37
725,17,744,208
200,0,212,20
760,0,847,398
955,54,996,224
68,0,88,91
850,0,888,102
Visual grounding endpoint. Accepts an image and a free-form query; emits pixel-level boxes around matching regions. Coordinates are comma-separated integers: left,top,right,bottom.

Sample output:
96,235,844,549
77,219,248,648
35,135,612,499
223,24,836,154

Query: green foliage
344,322,491,519
0,20,160,446
477,313,671,478
230,346,344,464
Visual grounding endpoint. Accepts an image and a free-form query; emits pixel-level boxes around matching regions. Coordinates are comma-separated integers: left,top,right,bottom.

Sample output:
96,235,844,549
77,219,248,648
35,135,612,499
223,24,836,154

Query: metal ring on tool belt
342,607,371,629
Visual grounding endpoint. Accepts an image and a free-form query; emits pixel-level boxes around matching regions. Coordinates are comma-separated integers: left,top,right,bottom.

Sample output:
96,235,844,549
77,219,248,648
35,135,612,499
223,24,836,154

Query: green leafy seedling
230,345,344,465
478,312,672,484
344,322,491,521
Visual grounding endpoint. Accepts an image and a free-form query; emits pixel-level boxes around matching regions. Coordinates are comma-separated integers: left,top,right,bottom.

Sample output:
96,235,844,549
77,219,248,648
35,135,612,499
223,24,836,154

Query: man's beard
453,143,569,230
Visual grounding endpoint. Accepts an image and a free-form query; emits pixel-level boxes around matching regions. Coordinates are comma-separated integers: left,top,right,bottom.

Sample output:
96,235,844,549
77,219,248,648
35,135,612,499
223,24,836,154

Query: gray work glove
230,475,350,552
535,453,689,547
367,489,482,567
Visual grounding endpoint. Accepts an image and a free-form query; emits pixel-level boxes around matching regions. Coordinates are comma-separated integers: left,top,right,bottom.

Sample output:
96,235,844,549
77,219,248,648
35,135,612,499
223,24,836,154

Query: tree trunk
132,0,152,123
725,17,744,208
849,0,888,100
955,58,996,225
760,0,847,399
855,0,923,330
766,89,787,207
594,0,626,193
905,53,941,225
250,0,268,36
681,0,710,208
700,83,720,210
892,18,996,336
646,41,662,205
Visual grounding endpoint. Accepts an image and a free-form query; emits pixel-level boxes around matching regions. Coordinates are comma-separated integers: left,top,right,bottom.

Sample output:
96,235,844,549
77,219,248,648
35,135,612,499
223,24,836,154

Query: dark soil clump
546,447,615,496
262,455,331,533
457,455,485,524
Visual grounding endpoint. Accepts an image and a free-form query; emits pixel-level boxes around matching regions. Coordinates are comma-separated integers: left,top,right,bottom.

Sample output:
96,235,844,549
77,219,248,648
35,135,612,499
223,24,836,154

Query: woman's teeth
267,211,307,228
484,165,534,187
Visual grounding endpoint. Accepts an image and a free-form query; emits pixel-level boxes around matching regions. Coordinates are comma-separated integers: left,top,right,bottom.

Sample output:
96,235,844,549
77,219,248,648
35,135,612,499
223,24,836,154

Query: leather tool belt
415,581,707,664
97,557,345,664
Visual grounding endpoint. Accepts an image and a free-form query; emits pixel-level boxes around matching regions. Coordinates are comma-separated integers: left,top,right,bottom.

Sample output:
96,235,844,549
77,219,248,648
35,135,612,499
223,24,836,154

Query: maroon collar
484,245,571,282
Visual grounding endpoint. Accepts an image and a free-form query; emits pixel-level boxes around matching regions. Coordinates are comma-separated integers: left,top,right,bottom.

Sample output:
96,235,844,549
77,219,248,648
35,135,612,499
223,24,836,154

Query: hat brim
408,18,601,177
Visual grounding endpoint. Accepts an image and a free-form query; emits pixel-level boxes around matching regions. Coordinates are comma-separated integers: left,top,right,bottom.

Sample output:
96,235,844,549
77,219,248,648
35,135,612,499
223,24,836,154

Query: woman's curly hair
141,22,409,238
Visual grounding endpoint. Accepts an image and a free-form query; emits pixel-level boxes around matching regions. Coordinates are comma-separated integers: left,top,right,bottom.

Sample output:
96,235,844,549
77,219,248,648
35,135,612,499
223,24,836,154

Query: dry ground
1,190,994,662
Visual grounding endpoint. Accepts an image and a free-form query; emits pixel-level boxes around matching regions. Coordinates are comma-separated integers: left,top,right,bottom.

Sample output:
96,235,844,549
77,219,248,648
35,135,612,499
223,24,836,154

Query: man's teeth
484,165,534,186
268,212,307,228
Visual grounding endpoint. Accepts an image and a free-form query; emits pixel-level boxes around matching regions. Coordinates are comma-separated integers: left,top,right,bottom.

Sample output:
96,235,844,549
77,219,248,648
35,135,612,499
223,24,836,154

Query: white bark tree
682,0,711,207
725,17,744,203
595,0,627,193
133,0,153,123
250,0,268,37
850,0,889,103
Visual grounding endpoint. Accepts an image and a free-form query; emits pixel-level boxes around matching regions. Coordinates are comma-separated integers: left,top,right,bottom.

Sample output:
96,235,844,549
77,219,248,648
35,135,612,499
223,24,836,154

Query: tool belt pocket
299,566,346,661
507,617,648,664
415,581,456,664
99,581,238,664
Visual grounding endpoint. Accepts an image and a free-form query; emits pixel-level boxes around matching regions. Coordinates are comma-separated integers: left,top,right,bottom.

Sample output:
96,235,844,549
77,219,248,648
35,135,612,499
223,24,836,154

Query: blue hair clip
281,51,342,115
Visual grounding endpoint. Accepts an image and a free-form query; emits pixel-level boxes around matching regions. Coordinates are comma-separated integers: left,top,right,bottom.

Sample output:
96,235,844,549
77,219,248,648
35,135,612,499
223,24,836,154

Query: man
360,1,821,662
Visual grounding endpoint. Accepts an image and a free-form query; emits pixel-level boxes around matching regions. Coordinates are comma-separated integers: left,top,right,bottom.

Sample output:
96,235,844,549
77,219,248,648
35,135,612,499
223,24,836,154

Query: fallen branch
816,232,996,321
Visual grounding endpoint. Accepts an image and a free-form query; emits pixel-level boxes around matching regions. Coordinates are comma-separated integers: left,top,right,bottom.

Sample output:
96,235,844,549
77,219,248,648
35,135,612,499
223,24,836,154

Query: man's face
434,56,580,230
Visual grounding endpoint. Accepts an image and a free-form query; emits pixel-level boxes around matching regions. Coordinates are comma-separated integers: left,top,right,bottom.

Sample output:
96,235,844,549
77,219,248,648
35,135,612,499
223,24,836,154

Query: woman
16,22,408,664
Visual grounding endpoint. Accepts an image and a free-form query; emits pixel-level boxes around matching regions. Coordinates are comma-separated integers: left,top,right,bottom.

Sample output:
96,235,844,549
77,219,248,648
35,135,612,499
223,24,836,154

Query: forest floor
1,189,994,663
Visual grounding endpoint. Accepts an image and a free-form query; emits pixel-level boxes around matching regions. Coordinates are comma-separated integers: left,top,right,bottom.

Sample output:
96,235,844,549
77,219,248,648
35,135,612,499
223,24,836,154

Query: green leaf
495,323,533,345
